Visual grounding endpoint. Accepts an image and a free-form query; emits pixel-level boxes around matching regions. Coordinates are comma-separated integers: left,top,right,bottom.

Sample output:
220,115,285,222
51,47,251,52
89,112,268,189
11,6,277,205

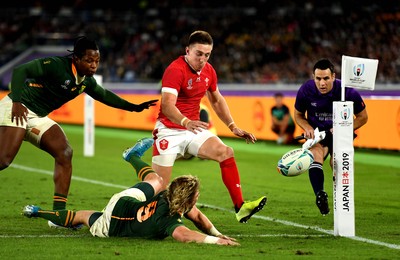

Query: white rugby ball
277,148,314,177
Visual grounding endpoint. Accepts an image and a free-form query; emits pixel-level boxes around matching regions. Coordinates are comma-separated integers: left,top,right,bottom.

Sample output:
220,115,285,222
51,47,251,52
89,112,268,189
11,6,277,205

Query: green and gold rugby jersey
109,191,184,239
9,56,135,117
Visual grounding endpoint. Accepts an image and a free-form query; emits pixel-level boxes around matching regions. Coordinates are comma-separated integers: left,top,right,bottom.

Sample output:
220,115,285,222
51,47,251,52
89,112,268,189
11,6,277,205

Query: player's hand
130,99,158,112
303,127,315,139
11,102,28,126
217,234,237,242
232,127,257,144
185,120,209,134
216,237,240,246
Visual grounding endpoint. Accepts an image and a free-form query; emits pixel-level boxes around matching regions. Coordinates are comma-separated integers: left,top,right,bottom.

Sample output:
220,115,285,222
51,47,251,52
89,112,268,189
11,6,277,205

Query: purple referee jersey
294,79,366,131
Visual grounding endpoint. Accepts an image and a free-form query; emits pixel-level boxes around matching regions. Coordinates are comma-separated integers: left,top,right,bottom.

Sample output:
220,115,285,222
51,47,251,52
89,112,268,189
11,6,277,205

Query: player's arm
172,205,239,245
10,59,43,102
294,108,315,139
161,90,209,130
207,89,256,143
185,205,237,241
86,84,157,112
206,89,234,127
354,108,368,130
171,226,238,245
9,59,43,125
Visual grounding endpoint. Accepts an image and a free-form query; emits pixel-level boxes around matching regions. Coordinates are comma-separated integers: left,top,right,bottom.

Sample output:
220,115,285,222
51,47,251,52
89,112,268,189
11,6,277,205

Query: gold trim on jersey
28,83,43,88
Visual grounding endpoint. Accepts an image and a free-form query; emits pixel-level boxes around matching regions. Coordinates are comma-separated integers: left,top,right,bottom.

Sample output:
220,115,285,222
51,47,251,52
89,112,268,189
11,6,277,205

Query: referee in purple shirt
294,59,368,216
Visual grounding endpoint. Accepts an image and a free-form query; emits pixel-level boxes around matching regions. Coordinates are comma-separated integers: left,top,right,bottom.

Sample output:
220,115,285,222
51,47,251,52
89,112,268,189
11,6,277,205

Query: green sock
38,209,76,227
128,155,156,181
53,193,68,210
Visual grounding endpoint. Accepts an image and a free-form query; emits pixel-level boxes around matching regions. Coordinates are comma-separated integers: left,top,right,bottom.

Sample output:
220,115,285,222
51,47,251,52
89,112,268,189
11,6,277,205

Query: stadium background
0,0,399,150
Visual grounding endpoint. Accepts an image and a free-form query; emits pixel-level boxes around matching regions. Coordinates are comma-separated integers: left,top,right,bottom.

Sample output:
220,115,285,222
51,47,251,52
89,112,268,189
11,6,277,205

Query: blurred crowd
0,0,399,84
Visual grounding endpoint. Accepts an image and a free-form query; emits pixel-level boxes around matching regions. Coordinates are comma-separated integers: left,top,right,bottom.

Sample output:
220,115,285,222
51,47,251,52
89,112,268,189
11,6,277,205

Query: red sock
220,157,244,210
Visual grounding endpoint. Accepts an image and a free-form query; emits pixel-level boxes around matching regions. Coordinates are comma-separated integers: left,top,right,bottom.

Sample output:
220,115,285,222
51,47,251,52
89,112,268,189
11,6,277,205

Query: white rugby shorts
152,120,217,166
0,95,57,147
89,188,147,237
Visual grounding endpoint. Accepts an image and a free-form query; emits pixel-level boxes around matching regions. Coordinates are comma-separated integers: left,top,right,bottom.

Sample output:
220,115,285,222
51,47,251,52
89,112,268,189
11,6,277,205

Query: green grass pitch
0,124,399,259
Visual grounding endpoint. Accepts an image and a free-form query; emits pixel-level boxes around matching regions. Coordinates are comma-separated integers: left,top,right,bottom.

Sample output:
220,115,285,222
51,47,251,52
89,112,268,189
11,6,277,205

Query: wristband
184,120,191,128
180,117,188,126
203,235,219,244
209,226,222,237
227,121,235,128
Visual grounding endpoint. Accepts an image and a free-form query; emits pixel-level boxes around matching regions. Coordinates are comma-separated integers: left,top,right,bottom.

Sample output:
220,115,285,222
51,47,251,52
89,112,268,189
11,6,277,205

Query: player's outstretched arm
207,90,256,143
172,226,239,245
87,84,158,112
183,205,238,244
230,126,257,144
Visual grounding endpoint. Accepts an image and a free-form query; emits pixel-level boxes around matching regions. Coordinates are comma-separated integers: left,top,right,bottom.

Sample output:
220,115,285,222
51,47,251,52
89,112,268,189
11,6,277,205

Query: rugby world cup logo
353,64,365,76
187,78,193,90
340,107,351,120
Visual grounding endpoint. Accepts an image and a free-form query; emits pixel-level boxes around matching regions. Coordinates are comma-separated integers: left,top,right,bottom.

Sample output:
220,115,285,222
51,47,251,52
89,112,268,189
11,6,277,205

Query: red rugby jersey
158,56,218,129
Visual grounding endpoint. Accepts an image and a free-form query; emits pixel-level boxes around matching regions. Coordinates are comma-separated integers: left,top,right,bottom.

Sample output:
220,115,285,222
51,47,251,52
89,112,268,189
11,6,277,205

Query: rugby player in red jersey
151,30,266,223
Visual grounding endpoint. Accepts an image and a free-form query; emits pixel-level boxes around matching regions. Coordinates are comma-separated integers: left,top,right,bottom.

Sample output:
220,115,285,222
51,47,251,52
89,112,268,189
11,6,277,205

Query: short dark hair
67,36,99,58
313,59,335,74
274,92,284,98
188,30,213,46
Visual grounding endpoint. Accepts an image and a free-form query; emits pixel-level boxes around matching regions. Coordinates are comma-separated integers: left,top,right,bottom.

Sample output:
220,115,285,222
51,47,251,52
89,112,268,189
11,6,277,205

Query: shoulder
345,87,363,99
204,62,217,79
38,56,71,72
166,56,186,70
204,62,216,72
297,79,316,96
41,56,70,65
84,76,98,88
163,56,186,77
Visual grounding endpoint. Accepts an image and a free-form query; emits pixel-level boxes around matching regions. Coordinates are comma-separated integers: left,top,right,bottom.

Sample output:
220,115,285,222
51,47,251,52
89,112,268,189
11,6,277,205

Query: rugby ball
277,148,314,177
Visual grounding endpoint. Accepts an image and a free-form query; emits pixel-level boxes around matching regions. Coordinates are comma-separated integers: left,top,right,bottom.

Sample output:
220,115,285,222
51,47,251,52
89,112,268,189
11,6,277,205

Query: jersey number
136,201,158,222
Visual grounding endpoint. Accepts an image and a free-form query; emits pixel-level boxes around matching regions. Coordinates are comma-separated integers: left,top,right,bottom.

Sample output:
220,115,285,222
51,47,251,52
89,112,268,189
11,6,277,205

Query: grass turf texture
1,124,399,259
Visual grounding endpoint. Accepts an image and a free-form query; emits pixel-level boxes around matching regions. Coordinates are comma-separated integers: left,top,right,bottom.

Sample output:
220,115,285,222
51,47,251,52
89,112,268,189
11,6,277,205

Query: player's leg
0,95,27,170
39,124,73,210
22,205,96,228
122,138,164,195
308,143,330,215
151,125,181,189
196,135,267,223
197,136,245,208
151,164,173,190
0,126,25,170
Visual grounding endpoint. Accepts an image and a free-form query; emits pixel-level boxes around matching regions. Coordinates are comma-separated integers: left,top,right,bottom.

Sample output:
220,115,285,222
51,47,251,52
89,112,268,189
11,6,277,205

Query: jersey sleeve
294,84,308,113
164,217,185,237
162,66,184,91
85,82,136,111
208,66,218,92
155,204,185,238
9,59,44,102
347,88,366,114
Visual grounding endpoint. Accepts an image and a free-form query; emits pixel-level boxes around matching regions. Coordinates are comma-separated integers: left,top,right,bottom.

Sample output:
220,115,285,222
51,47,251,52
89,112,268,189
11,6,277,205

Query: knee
146,173,165,194
56,144,73,163
155,174,164,189
0,157,12,170
311,150,324,163
216,145,234,161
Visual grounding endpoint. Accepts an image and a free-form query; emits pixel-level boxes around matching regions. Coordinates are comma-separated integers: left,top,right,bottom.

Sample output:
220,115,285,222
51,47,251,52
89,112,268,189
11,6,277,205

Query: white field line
8,164,400,250
0,234,85,238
